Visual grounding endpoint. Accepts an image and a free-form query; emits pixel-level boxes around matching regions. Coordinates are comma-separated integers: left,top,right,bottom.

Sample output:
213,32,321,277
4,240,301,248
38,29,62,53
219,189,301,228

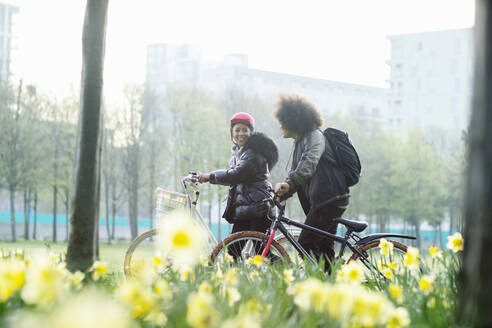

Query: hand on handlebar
197,173,210,183
274,182,290,196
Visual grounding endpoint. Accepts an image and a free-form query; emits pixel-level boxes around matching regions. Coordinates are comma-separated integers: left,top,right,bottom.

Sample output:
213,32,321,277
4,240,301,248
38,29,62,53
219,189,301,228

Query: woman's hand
197,173,210,183
275,182,290,196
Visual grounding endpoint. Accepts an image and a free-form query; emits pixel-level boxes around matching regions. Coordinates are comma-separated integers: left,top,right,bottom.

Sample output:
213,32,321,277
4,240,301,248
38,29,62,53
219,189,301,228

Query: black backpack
322,128,361,187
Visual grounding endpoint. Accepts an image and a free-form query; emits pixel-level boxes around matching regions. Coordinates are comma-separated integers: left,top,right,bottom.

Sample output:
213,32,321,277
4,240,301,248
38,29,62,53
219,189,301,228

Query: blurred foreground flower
158,209,207,269
21,256,66,306
386,307,411,328
90,261,108,281
116,280,159,319
379,238,394,256
447,232,464,253
336,261,365,284
403,247,419,269
187,291,219,328
419,275,435,294
388,283,404,303
10,290,132,328
429,246,442,258
283,269,294,284
0,260,26,302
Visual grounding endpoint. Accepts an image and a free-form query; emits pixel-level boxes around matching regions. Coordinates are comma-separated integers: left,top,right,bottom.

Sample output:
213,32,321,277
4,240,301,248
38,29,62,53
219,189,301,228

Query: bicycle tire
347,239,411,281
124,228,158,277
210,231,291,265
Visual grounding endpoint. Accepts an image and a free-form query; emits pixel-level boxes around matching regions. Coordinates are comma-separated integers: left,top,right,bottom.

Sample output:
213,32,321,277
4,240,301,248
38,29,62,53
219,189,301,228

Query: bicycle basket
155,187,189,214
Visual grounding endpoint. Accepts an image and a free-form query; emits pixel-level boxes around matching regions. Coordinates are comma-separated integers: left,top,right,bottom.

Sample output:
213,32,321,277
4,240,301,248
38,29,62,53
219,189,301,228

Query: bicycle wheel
275,233,302,265
210,231,291,265
347,240,410,282
124,229,162,278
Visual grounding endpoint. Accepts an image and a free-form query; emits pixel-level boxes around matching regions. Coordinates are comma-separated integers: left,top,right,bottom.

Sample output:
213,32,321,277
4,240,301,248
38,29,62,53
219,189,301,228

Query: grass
0,240,130,273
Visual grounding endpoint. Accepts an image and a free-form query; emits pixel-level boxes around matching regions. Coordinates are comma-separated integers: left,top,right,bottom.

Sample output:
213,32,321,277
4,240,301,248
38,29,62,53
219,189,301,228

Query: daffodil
225,286,241,306
336,262,365,284
154,280,172,300
158,210,207,268
13,290,132,328
252,255,264,268
283,269,294,284
447,232,464,253
388,283,404,303
69,271,85,289
429,246,442,258
21,256,66,306
0,260,26,302
90,261,108,281
145,309,168,326
186,291,219,328
288,278,329,312
199,281,213,294
403,247,419,269
116,280,158,318
224,268,238,286
419,275,435,293
379,238,394,256
350,289,393,327
386,307,411,328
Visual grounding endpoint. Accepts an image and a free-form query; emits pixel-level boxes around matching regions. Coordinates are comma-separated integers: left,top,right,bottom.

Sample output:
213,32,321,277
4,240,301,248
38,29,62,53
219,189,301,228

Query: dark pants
227,218,271,260
298,205,346,272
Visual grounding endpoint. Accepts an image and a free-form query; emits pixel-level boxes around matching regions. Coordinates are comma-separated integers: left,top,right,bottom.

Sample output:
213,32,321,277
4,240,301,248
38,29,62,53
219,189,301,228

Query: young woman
273,94,349,272
198,112,278,237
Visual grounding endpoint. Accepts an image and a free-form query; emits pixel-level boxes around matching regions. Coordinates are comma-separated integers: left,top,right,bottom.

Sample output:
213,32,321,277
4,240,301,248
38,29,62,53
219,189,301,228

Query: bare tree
66,0,109,272
120,85,144,240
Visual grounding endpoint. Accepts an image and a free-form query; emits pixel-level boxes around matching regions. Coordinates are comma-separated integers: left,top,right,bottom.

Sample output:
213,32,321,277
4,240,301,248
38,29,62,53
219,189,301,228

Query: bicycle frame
260,202,415,278
181,175,218,248
262,214,365,266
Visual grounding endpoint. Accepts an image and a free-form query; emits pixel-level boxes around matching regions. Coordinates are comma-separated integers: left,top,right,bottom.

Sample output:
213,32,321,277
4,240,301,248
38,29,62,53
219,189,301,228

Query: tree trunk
65,190,70,242
9,186,16,242
458,1,492,325
111,198,116,240
94,117,103,259
104,174,111,244
32,191,37,240
23,188,30,240
66,0,109,273
53,185,57,242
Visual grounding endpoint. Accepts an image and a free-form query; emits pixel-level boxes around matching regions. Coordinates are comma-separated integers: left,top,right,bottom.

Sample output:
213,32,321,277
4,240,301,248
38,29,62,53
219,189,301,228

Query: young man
273,94,349,272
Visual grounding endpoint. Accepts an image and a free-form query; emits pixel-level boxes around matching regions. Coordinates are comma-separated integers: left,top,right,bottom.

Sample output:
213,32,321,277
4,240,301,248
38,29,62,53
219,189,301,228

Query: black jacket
210,133,279,223
286,129,349,215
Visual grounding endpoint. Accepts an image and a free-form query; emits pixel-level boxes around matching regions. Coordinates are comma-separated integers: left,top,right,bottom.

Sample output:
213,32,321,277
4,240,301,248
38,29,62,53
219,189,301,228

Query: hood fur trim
243,132,279,169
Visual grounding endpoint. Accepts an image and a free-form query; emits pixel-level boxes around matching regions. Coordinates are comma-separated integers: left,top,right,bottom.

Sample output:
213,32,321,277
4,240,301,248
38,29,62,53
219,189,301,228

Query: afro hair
273,94,323,136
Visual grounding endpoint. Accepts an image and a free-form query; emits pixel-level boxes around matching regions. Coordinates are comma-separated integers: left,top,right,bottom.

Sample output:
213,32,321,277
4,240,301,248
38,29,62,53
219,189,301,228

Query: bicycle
124,172,300,277
210,194,417,282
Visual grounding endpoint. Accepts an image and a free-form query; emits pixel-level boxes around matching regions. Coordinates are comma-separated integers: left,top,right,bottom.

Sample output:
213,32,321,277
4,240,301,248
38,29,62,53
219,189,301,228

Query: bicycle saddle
333,217,368,233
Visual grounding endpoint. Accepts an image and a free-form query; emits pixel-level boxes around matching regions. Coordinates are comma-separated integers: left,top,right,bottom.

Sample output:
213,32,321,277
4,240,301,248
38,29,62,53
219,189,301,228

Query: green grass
0,240,130,273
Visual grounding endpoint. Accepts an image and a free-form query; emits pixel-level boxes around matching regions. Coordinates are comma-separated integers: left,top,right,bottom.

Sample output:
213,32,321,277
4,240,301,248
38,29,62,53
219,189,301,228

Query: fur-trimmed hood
242,132,279,170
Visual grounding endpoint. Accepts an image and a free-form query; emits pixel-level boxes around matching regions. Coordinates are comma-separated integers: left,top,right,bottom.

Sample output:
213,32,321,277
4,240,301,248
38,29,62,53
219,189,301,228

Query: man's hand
275,182,290,196
197,173,210,183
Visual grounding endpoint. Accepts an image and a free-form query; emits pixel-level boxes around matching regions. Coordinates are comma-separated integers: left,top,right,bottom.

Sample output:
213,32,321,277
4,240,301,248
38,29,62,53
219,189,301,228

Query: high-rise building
0,2,18,81
146,43,388,124
387,28,473,131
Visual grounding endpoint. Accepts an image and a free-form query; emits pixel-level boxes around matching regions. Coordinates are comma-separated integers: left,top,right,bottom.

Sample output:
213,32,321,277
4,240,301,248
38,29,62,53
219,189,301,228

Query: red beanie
230,112,255,129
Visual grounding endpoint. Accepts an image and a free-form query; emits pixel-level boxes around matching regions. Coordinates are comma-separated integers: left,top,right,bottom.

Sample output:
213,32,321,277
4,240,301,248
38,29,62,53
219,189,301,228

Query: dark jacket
210,133,279,223
285,129,349,214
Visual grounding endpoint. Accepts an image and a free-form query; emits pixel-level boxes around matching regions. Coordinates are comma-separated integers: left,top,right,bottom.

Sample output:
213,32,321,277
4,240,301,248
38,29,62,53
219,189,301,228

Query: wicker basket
155,187,189,214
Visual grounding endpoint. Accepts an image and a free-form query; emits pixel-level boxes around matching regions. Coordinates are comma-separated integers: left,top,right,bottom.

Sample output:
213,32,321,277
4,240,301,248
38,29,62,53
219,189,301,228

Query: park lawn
0,240,129,273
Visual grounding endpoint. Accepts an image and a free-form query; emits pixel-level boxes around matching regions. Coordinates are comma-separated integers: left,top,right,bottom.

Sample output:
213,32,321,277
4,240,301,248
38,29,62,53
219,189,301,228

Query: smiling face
231,123,251,147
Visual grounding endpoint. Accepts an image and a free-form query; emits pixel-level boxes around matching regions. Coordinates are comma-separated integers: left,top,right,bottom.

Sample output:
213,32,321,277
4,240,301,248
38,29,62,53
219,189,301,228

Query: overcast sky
9,0,474,104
